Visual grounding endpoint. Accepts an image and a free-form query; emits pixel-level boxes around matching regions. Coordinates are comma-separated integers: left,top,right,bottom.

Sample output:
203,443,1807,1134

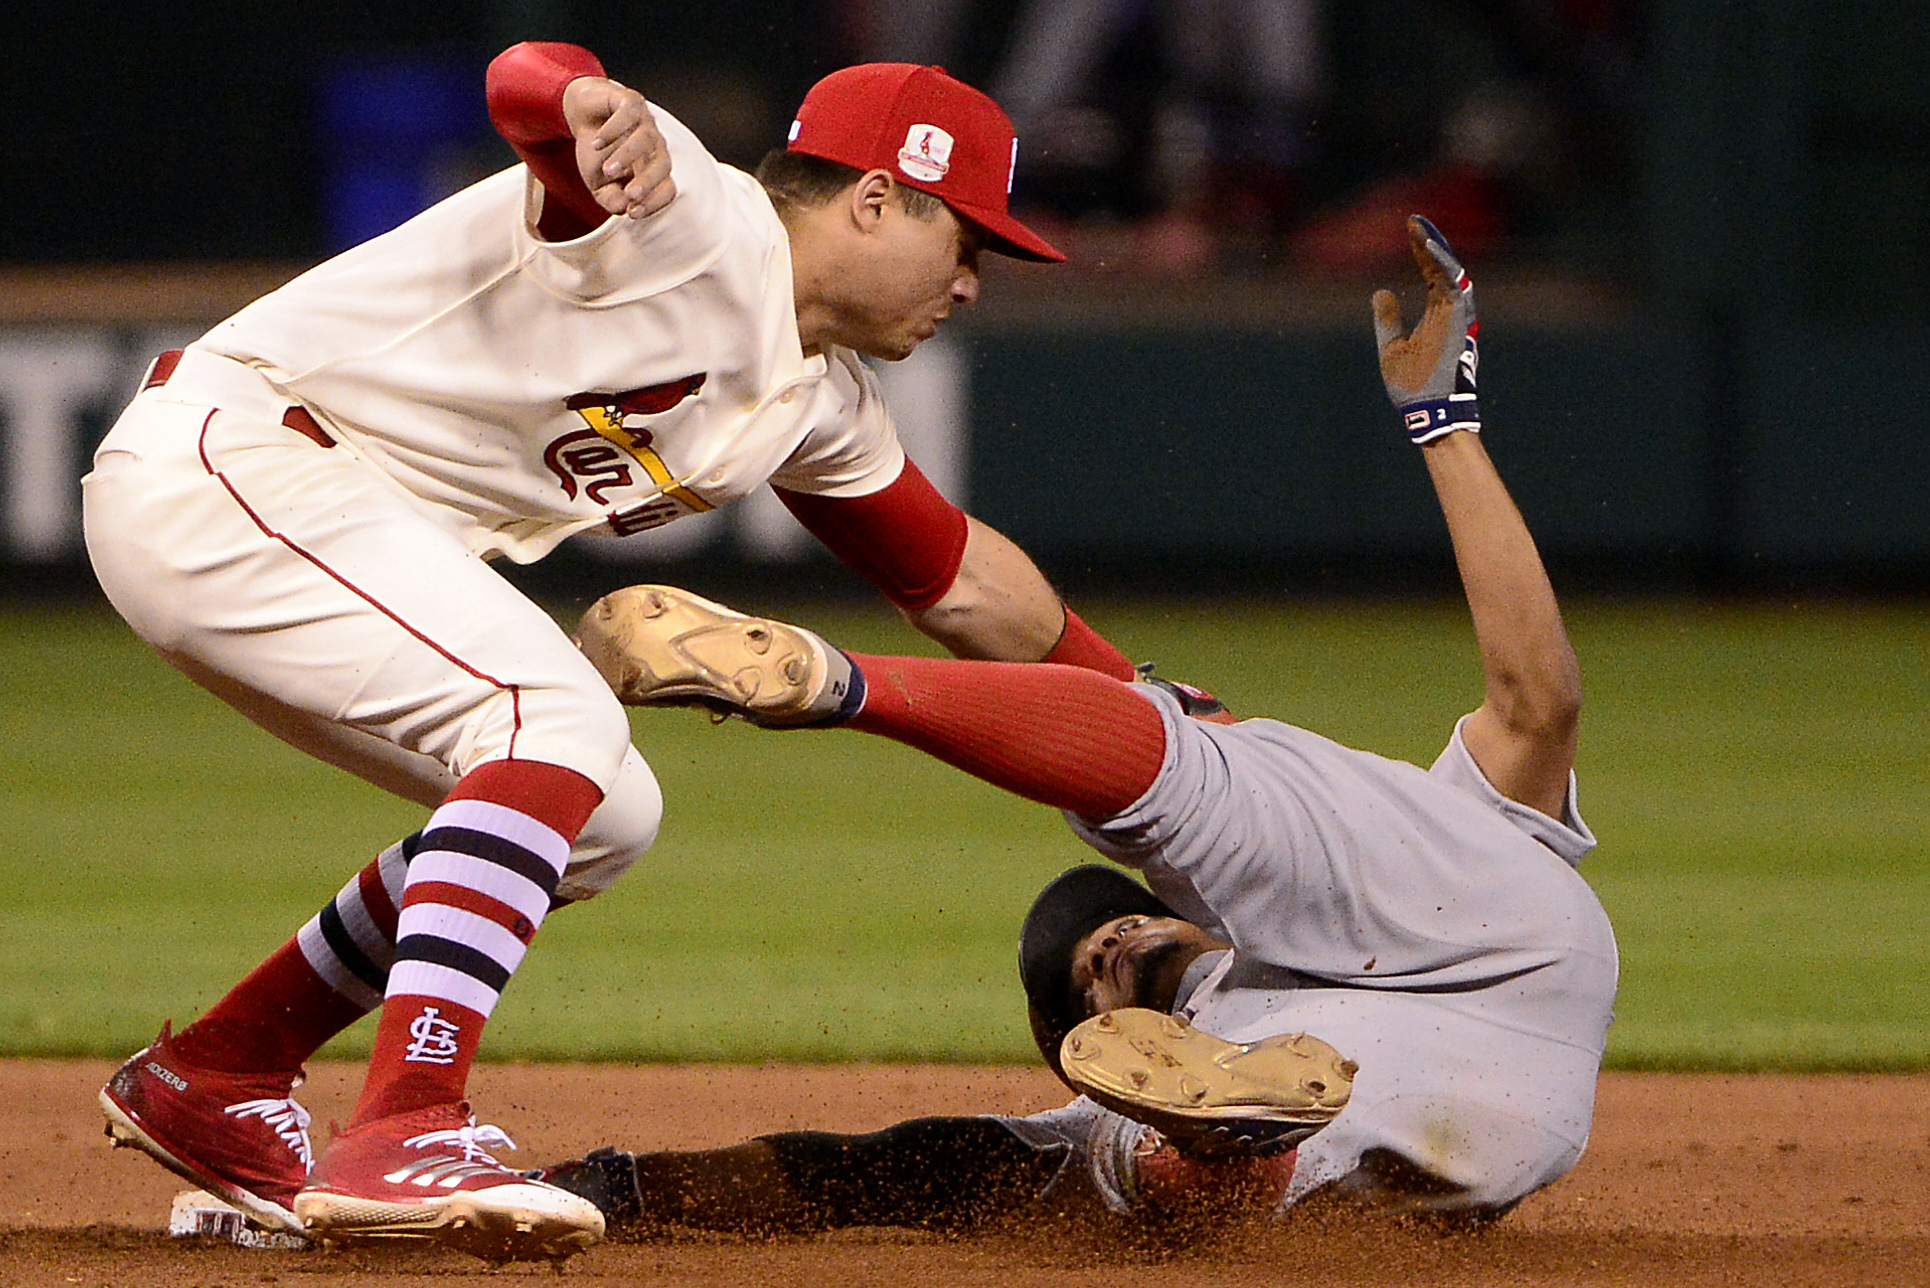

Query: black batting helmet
1018,865,1177,1084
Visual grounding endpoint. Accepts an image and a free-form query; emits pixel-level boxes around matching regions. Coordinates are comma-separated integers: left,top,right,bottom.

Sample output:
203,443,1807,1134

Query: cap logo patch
898,124,954,183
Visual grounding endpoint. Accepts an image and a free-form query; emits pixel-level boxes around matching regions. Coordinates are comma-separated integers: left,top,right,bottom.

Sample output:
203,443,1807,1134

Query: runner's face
1069,915,1219,1017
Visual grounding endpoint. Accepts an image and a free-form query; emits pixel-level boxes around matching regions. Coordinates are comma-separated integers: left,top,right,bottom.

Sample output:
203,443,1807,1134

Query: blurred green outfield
2,596,1924,1071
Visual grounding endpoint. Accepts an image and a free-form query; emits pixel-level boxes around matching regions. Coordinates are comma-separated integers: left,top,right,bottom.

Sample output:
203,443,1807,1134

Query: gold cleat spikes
572,585,857,727
1062,1008,1356,1157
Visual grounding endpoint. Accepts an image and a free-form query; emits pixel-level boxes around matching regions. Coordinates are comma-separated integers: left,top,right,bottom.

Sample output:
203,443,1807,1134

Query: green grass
2,597,1924,1070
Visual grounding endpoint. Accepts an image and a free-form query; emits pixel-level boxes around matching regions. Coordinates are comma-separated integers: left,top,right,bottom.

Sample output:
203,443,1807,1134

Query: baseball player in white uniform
547,217,1618,1232
85,42,1138,1263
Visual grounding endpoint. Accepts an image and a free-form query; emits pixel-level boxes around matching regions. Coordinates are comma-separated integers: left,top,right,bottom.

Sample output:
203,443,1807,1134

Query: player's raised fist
563,77,677,219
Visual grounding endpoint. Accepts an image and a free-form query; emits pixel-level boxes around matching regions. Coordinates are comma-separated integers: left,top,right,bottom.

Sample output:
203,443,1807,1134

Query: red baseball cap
787,62,1064,263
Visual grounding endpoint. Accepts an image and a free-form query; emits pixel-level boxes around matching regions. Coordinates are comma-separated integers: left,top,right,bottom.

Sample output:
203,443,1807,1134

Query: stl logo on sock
403,1005,462,1065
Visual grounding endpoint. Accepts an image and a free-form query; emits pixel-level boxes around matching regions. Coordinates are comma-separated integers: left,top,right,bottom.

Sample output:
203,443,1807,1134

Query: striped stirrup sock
295,836,412,1012
348,761,598,1125
164,840,413,1073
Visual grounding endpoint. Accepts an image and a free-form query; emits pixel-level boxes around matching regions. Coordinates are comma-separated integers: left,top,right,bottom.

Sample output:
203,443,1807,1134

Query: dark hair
754,148,948,221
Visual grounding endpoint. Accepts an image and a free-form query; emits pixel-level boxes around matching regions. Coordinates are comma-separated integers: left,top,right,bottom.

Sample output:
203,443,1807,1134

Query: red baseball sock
349,759,600,1127
169,839,414,1074
843,654,1165,817
168,939,371,1075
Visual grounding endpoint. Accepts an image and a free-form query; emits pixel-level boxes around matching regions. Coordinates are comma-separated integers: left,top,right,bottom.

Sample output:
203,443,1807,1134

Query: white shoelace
226,1097,315,1171
403,1120,518,1167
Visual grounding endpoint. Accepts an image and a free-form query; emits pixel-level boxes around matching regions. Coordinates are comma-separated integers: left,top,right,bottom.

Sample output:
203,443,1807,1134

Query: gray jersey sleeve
1427,714,1595,868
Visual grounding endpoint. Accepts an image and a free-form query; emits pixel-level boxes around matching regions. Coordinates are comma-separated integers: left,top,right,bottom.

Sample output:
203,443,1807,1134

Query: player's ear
848,169,895,234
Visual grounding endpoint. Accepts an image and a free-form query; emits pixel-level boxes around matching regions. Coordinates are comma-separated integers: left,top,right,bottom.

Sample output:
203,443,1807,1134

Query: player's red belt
142,349,336,449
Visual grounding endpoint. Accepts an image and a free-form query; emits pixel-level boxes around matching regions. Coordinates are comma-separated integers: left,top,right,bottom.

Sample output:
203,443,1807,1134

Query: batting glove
1371,215,1480,445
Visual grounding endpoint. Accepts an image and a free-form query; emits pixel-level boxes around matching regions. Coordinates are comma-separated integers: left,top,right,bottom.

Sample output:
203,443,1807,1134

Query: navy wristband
1400,394,1481,444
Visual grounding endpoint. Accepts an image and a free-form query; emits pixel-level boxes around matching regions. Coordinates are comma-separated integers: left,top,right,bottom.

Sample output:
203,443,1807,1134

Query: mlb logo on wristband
1404,408,1441,435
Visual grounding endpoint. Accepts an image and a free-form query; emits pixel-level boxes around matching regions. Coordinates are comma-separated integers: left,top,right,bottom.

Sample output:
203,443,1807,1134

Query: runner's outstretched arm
1372,216,1580,817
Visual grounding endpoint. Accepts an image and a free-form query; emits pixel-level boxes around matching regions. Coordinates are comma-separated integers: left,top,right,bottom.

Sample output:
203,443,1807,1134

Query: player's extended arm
909,514,1078,660
777,465,1135,676
485,41,676,241
543,1118,1069,1236
1373,217,1581,817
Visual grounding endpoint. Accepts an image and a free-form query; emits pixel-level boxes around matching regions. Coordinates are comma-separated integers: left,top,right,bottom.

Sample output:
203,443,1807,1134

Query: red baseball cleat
99,1021,312,1234
294,1102,604,1263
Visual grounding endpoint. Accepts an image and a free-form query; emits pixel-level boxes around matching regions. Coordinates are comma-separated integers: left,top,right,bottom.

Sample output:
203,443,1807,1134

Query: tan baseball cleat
1060,1008,1356,1157
572,585,861,727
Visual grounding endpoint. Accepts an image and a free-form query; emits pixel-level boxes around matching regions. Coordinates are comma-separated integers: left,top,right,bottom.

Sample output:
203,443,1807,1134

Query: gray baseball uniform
1004,682,1617,1218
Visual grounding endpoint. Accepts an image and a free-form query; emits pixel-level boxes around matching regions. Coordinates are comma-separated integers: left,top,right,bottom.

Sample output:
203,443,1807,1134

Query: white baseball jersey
1006,687,1617,1218
188,103,906,564
83,103,908,896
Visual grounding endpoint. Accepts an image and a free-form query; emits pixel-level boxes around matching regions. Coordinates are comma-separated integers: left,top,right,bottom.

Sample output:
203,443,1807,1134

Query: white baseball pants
82,364,660,899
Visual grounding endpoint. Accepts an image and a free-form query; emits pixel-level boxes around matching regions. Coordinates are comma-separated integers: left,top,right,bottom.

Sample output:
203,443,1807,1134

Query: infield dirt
1,1061,1923,1286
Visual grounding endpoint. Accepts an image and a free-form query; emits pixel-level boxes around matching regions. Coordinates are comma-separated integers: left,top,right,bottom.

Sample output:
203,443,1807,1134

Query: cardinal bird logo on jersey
546,375,713,531
566,375,707,442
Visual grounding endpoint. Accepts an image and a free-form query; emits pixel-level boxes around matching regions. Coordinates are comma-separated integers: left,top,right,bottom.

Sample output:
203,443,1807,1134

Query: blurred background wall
1,0,1924,596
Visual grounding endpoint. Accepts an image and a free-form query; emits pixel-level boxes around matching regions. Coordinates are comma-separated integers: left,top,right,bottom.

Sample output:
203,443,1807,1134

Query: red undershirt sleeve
485,41,609,241
775,460,970,613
